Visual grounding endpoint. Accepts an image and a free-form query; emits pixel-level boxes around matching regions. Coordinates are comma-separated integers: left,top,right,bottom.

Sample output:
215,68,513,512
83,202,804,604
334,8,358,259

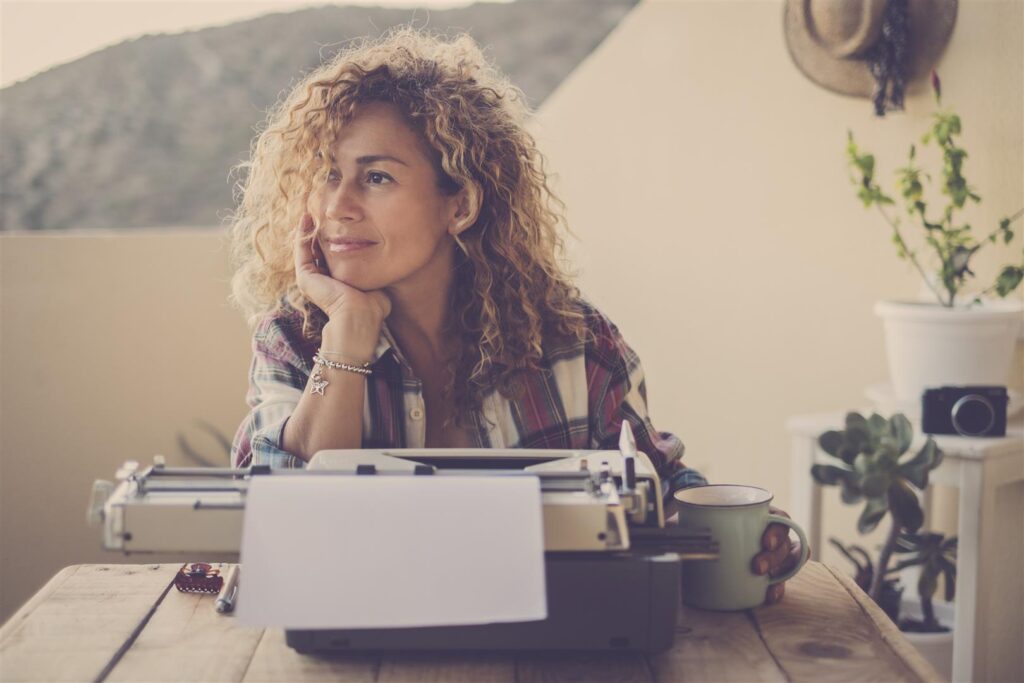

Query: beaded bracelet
309,351,372,396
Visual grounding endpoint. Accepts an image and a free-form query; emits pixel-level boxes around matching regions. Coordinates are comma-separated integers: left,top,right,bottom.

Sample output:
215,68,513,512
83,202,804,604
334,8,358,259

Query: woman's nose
324,180,363,222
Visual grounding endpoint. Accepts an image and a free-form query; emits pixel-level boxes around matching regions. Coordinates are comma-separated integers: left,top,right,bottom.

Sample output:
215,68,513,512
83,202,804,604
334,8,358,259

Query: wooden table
0,562,940,682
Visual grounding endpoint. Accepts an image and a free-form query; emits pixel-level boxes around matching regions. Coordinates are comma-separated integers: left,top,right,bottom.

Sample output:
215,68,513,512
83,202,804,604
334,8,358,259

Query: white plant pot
900,598,955,682
875,299,1024,404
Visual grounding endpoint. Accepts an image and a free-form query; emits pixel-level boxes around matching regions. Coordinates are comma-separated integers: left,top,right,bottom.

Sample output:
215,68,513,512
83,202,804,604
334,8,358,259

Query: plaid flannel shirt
230,302,706,498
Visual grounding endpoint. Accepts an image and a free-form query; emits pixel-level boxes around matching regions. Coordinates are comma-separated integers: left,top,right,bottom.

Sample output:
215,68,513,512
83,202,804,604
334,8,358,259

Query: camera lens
951,394,995,436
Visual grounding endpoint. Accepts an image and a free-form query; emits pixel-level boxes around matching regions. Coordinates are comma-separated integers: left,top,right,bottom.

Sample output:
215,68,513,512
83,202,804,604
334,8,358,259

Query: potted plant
846,71,1024,407
812,411,957,678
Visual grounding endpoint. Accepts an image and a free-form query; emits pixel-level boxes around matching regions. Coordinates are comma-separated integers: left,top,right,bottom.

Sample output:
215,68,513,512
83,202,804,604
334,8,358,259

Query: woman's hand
295,213,391,358
752,506,806,604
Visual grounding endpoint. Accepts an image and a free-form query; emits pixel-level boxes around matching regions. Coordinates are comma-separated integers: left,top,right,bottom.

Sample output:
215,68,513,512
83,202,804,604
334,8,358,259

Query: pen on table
215,564,240,614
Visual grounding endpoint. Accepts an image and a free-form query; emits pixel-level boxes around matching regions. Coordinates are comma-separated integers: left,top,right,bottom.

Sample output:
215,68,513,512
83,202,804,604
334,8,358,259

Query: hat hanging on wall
784,0,958,116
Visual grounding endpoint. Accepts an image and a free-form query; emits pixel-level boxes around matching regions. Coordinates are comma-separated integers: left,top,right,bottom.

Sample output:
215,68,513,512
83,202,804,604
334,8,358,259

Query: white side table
787,410,1024,683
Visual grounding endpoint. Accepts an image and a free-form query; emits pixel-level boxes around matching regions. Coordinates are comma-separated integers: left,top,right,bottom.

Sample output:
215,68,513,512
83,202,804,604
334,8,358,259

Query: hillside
0,0,637,231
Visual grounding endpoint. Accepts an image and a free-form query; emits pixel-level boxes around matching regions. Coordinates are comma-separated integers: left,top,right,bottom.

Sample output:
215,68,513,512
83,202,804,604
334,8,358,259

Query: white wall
532,1,1022,678
535,0,1022,493
0,231,251,622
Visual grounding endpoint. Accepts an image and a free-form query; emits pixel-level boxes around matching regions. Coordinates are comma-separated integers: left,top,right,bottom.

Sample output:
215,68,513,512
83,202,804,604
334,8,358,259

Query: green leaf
858,496,889,534
890,414,913,453
867,414,888,451
856,154,875,176
868,413,888,436
994,266,1023,297
818,430,844,457
840,478,863,504
876,443,899,469
862,472,889,498
811,464,851,486
837,443,860,465
854,452,874,476
899,439,942,488
845,420,871,457
845,412,869,432
900,463,929,490
889,481,924,532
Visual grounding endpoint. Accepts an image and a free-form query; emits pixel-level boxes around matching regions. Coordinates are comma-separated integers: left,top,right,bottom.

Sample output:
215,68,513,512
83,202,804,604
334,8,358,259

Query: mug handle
765,514,810,586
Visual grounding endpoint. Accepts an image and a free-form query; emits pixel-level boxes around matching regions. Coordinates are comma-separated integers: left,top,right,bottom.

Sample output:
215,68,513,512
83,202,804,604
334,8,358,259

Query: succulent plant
812,412,944,602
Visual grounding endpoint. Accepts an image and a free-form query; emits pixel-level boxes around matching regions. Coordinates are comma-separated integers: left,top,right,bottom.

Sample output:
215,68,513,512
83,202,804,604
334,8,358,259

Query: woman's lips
325,239,377,253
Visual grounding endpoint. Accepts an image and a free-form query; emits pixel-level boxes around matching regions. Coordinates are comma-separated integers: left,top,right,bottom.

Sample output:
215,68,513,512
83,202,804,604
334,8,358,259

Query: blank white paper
236,475,547,629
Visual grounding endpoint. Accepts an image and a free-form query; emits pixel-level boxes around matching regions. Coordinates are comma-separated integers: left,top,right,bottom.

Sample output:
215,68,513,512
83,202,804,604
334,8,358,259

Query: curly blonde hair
227,26,588,422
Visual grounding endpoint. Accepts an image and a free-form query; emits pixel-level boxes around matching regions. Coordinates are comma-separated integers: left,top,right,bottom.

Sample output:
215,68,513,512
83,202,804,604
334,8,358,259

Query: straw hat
784,0,958,97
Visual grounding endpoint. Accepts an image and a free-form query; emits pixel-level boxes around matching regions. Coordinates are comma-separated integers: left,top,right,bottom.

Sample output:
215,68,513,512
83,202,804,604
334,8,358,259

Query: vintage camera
921,386,1008,437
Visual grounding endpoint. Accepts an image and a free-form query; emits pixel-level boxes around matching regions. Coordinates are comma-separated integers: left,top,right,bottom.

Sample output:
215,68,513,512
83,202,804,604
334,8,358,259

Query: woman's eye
325,169,340,182
366,171,391,185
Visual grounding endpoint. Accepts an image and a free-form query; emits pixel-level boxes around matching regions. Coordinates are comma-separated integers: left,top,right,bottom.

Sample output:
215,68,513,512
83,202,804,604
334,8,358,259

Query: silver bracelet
309,351,372,396
318,349,373,362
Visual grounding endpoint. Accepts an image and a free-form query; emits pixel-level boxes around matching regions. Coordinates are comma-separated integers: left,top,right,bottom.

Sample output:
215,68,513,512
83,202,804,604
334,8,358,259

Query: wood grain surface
0,564,175,682
105,565,263,683
650,607,786,682
750,562,943,683
0,562,941,682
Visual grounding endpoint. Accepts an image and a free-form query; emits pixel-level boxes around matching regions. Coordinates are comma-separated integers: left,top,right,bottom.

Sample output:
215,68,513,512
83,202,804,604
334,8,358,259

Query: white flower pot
875,299,1024,404
900,598,955,682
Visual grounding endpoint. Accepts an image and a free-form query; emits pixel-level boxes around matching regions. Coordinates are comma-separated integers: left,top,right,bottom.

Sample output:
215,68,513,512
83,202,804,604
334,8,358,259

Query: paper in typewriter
237,475,547,628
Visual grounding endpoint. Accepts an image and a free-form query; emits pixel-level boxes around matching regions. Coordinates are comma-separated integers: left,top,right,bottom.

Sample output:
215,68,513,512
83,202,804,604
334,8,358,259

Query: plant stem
975,283,1000,300
876,205,945,305
870,515,902,602
979,207,1024,244
922,595,938,631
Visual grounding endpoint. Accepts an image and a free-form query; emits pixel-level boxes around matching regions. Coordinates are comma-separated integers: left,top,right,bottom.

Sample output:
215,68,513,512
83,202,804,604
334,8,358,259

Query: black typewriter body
286,551,681,654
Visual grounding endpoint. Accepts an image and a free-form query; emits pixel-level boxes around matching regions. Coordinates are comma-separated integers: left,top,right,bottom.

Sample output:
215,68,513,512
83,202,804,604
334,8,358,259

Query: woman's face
307,101,462,293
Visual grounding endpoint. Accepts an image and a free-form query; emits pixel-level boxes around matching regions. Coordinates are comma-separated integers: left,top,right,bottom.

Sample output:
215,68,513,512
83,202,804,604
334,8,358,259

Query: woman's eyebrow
354,154,408,166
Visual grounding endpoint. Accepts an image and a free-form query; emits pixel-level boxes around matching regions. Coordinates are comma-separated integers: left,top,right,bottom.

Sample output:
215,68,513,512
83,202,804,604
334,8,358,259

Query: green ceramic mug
674,484,810,611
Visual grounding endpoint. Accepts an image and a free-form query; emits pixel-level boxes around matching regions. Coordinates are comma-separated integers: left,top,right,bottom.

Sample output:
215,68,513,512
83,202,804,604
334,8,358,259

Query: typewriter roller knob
87,480,115,526
115,460,140,481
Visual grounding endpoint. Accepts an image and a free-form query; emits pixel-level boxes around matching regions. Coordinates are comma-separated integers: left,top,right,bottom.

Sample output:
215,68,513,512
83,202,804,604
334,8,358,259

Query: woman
227,28,799,602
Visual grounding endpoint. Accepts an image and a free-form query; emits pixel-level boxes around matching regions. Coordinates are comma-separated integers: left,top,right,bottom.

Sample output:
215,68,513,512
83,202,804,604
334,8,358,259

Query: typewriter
89,423,716,654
